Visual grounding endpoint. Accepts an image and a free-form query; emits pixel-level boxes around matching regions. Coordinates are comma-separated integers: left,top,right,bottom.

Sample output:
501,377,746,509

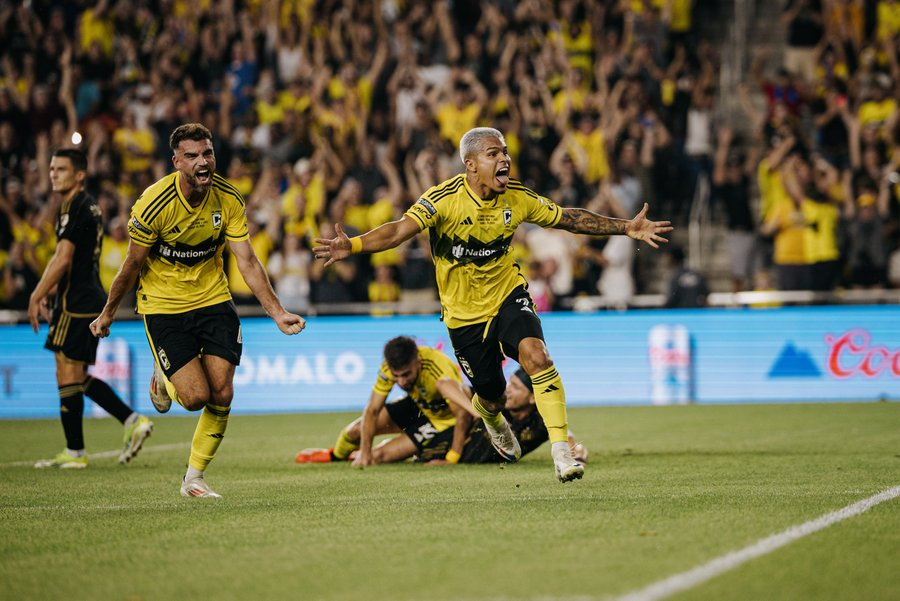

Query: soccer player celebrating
314,127,671,482
91,124,306,498
296,335,477,466
29,148,154,469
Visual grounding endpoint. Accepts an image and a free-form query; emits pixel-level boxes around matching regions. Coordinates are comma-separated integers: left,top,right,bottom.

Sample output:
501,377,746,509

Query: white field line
0,442,189,468
609,484,900,601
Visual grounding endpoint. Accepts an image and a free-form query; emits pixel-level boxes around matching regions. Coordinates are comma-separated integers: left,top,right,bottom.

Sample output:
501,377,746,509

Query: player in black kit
28,148,153,469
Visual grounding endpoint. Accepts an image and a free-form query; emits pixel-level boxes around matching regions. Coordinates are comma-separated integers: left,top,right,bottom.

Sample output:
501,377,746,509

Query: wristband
349,236,363,254
445,449,461,464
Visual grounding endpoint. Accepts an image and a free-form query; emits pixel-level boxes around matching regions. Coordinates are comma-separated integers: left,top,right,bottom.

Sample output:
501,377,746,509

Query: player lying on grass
297,336,478,466
296,368,587,466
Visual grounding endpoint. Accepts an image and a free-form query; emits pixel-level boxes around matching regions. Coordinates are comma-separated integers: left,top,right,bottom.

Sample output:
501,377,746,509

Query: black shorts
385,396,454,460
447,286,544,401
143,301,242,378
44,310,100,364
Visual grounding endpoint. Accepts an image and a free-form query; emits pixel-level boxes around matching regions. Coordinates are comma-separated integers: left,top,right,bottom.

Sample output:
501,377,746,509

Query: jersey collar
175,171,208,212
463,175,501,208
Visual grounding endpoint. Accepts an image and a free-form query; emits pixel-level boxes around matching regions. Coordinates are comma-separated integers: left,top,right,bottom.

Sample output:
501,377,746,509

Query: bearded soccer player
29,148,154,469
295,335,477,466
91,123,306,498
314,127,671,482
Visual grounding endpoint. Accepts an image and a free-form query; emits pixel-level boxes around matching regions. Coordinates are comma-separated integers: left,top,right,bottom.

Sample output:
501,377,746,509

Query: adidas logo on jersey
460,217,473,225
542,384,559,393
167,225,181,235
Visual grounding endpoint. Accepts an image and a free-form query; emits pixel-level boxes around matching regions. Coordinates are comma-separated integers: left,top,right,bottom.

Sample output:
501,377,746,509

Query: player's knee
478,394,505,414
346,417,363,440
518,343,553,374
209,383,234,407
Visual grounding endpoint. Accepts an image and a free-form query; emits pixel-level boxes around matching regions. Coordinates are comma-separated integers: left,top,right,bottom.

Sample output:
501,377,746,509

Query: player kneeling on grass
298,368,587,468
296,336,478,466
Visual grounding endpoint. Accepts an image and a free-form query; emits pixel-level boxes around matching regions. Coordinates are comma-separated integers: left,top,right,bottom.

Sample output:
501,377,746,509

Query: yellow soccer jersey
373,346,462,432
404,175,562,328
128,172,249,314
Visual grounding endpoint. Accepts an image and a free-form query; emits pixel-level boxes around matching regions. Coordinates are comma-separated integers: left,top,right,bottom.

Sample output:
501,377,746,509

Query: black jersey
55,191,107,315
460,407,549,464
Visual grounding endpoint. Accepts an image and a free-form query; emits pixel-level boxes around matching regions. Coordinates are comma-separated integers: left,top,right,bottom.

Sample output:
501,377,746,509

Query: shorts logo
237,326,242,344
503,209,512,225
59,214,70,229
416,198,437,216
212,212,222,228
413,422,439,444
517,297,534,314
458,357,474,378
157,347,171,370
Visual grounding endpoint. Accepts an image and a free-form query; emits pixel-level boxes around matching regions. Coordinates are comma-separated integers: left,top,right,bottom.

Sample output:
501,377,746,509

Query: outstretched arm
553,203,673,249
228,238,305,336
313,216,420,267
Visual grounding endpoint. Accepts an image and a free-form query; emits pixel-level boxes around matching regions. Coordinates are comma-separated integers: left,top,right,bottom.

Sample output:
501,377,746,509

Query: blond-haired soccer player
314,127,671,482
91,124,306,498
295,335,477,466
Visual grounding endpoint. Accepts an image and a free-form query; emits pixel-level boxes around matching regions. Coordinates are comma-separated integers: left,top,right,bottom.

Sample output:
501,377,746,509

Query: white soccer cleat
552,445,585,483
484,415,521,462
119,415,153,464
180,475,222,499
149,363,172,414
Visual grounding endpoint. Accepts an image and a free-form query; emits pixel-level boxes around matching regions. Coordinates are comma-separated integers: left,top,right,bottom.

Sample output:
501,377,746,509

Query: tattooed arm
553,202,673,249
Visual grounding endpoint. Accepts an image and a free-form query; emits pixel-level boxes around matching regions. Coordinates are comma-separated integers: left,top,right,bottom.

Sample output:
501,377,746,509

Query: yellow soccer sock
530,366,569,443
188,403,230,471
332,428,359,460
472,394,504,429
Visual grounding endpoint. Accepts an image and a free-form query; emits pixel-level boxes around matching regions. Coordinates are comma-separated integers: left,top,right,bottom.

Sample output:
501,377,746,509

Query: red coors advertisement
826,329,900,379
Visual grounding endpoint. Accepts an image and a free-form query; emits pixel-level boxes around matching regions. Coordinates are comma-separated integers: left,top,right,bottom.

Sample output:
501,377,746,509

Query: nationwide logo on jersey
212,212,222,228
153,233,224,266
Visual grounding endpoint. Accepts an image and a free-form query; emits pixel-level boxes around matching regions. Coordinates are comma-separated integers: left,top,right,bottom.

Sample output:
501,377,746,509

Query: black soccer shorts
385,395,454,460
447,286,545,401
44,310,100,364
143,300,242,378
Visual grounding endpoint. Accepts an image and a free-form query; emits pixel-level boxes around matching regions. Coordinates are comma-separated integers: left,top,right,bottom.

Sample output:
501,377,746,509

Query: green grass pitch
1,403,898,601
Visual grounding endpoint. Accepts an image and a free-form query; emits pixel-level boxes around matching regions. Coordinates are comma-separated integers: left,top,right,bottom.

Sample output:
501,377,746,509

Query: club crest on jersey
503,209,512,225
458,357,474,378
212,212,222,228
157,347,171,370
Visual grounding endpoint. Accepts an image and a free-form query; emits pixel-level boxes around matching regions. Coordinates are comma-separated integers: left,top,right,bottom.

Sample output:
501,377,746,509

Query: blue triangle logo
768,342,822,378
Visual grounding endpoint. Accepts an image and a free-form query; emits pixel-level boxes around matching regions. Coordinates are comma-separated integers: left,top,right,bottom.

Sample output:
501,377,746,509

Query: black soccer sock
83,376,133,424
59,383,85,451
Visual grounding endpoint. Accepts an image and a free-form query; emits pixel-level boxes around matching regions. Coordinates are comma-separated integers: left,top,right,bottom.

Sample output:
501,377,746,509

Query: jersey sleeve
404,196,441,231
128,194,161,247
224,194,250,242
372,359,395,396
521,186,562,228
58,198,92,244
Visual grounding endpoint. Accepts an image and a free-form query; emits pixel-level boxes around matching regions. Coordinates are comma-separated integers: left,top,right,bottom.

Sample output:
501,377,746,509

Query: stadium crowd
1,0,899,314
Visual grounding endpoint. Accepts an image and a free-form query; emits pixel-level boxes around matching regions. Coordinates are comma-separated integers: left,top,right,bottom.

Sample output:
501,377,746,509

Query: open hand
313,223,352,267
625,203,673,249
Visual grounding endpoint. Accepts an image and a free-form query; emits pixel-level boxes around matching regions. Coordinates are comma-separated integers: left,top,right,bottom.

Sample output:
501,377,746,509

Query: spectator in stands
712,126,757,292
782,0,825,84
664,245,709,308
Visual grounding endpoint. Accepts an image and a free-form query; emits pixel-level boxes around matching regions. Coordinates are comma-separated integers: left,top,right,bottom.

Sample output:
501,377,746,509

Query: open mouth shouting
193,167,213,189
495,166,510,188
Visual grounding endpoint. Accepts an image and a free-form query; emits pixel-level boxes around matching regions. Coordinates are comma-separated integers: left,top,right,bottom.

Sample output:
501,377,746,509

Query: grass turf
1,403,898,601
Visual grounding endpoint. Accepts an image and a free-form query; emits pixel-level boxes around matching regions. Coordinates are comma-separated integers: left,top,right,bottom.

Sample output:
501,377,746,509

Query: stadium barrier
0,303,897,418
